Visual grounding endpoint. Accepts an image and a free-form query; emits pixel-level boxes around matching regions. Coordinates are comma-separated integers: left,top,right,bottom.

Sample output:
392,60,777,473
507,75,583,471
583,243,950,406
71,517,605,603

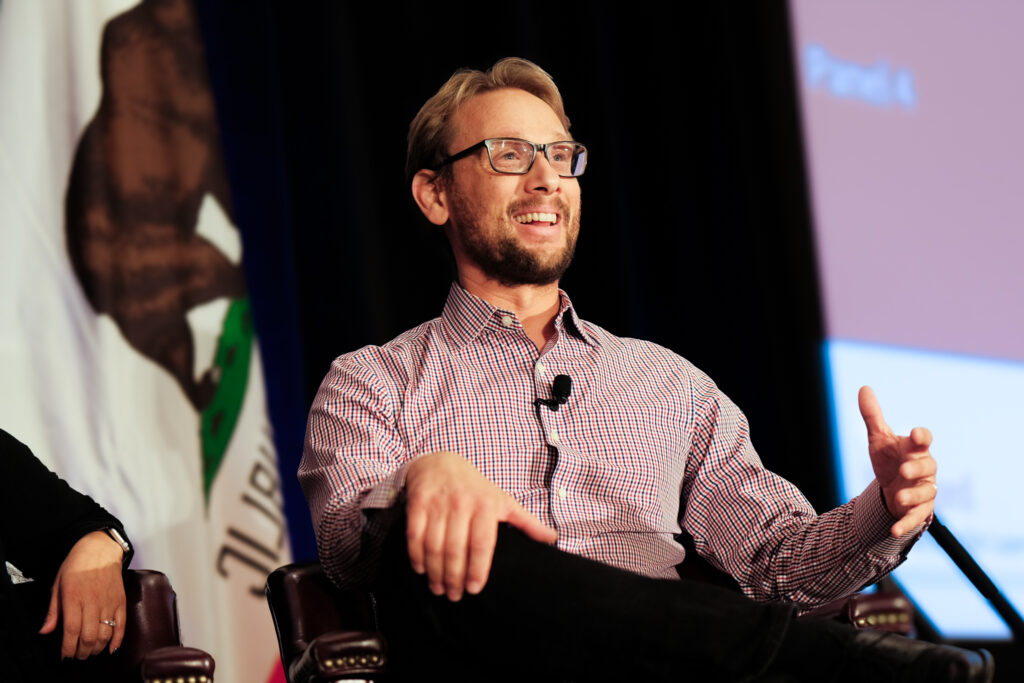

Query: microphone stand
928,514,1024,642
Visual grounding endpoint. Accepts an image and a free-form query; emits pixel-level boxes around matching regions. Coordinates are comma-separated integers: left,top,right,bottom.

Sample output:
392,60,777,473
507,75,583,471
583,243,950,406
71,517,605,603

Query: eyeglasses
433,138,588,178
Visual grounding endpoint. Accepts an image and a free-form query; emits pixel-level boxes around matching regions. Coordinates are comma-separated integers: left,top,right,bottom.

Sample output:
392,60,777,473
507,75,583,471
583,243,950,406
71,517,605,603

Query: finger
891,500,934,538
405,504,428,575
422,508,447,596
39,584,60,634
94,619,114,657
899,455,936,480
465,512,498,595
893,479,938,510
77,599,101,659
110,600,126,653
910,426,932,448
858,386,891,438
61,594,81,659
506,505,558,544
443,503,473,601
901,427,933,457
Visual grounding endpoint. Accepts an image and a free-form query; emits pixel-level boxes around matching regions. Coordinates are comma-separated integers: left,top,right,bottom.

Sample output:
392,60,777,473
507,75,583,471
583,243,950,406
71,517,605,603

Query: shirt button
550,429,559,443
557,486,567,499
501,315,513,328
536,362,546,374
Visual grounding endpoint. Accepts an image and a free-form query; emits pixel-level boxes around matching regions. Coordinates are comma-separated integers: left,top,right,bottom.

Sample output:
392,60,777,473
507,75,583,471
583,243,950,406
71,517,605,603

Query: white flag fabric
0,1,290,681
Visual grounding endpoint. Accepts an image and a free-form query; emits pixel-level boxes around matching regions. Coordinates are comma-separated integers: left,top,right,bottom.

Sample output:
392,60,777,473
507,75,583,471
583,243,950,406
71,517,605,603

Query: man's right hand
404,450,557,601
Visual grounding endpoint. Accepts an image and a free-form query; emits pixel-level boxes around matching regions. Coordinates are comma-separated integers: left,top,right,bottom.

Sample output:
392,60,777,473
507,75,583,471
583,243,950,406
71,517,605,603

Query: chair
122,569,216,683
266,563,386,683
38,569,216,683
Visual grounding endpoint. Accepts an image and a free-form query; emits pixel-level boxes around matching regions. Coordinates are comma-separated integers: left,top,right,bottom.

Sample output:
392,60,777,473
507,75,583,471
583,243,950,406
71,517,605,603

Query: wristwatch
103,526,132,565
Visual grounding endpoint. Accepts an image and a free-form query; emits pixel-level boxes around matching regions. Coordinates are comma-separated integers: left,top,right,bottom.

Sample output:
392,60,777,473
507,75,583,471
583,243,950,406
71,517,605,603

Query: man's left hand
39,530,127,659
859,385,937,538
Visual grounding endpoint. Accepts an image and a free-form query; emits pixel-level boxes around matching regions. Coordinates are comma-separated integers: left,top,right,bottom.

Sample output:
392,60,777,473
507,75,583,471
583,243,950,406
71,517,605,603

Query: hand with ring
39,530,127,658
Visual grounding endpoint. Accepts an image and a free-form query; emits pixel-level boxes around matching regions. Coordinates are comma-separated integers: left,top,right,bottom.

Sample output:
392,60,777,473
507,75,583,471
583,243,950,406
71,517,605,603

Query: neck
457,267,560,351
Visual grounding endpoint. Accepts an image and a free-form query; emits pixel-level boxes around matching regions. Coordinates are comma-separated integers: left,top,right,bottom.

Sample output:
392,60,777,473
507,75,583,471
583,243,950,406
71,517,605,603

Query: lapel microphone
534,374,572,411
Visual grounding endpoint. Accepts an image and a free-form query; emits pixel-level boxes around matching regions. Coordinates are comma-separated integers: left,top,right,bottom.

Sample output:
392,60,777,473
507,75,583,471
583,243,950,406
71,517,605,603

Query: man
300,58,992,681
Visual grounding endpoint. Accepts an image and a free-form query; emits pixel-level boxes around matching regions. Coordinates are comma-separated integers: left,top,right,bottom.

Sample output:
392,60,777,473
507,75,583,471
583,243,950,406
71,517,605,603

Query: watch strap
103,526,132,563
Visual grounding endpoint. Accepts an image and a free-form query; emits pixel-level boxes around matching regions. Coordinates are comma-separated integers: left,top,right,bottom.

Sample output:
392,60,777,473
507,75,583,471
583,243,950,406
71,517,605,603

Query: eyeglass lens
486,139,587,177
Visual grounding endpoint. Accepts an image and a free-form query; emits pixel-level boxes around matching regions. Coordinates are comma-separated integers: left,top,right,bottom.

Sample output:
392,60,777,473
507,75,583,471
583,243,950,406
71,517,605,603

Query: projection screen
789,0,1023,640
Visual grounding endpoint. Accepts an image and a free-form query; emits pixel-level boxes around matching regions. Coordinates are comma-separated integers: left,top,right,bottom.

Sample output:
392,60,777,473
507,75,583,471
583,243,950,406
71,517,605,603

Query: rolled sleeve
299,352,408,588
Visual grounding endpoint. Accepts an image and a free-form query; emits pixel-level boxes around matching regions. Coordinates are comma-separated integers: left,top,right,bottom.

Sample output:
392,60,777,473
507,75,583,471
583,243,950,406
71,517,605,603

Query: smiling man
416,87,582,296
299,58,993,682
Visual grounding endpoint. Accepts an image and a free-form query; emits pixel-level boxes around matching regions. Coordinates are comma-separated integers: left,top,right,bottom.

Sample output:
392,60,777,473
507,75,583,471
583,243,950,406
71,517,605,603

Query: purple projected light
793,1,1024,362
790,0,1024,640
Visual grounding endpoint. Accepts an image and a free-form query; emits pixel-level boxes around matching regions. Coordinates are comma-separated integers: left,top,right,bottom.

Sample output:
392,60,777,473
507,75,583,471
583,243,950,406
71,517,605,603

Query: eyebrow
487,132,573,142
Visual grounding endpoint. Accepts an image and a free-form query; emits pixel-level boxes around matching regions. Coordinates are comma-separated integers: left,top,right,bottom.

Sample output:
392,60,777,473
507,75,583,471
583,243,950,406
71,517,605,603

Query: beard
446,185,580,287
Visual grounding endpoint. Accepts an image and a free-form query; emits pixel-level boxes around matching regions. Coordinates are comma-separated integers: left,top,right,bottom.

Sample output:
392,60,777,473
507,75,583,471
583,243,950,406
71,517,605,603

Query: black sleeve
0,428,133,583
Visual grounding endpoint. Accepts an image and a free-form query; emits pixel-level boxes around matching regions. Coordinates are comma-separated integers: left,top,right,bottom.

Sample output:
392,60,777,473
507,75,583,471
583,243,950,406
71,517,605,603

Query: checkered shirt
300,283,916,609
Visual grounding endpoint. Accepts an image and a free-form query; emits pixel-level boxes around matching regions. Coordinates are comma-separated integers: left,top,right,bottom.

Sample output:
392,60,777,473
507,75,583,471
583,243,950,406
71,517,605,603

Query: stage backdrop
0,2,290,681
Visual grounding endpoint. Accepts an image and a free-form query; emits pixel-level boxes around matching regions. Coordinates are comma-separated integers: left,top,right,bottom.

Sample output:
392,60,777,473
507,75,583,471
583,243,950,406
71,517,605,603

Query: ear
411,169,449,226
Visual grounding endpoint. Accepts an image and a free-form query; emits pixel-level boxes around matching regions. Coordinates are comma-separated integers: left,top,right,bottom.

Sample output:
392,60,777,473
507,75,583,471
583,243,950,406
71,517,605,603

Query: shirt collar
441,281,599,351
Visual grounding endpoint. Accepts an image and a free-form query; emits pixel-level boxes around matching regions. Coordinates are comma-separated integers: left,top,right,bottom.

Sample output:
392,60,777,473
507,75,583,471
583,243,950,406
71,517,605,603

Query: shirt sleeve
678,381,924,611
1,428,133,582
299,352,412,588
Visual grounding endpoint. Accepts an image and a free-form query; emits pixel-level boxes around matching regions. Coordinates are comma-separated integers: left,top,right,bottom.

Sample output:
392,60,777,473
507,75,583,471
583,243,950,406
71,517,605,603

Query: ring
100,619,117,627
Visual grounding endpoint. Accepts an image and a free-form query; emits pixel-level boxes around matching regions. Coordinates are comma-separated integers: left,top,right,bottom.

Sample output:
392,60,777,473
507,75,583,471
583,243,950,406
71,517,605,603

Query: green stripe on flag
201,298,253,505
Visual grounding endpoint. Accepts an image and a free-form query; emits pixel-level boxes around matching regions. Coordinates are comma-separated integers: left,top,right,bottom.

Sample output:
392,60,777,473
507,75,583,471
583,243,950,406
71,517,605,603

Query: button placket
545,388,567,504
533,349,571,513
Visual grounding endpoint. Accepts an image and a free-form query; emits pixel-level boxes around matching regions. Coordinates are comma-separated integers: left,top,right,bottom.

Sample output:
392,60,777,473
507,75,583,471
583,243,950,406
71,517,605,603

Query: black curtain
199,0,834,562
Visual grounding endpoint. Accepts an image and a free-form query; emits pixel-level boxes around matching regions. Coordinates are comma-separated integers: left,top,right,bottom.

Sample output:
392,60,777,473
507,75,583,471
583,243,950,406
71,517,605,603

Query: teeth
515,212,558,224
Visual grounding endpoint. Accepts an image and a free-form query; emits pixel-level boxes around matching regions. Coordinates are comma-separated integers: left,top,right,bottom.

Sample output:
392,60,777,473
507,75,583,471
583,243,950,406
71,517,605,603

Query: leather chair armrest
801,591,913,634
287,630,386,683
140,645,216,682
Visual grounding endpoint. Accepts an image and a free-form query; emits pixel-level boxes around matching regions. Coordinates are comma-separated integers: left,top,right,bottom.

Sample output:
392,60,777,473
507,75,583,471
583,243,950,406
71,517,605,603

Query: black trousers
373,520,796,682
1,575,115,683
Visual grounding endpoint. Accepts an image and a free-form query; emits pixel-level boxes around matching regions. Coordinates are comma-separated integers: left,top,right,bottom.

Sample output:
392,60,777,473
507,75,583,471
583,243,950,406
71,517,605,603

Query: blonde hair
406,57,571,181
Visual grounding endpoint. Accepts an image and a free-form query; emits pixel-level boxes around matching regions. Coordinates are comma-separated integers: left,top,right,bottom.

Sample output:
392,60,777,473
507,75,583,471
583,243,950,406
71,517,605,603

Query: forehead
449,88,569,150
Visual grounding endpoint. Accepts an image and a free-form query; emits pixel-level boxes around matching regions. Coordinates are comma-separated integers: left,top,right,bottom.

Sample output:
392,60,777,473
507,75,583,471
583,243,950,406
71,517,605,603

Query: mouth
513,211,559,226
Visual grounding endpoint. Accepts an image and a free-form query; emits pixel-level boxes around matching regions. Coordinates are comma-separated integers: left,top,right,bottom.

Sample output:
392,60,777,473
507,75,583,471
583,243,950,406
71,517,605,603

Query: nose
524,149,561,195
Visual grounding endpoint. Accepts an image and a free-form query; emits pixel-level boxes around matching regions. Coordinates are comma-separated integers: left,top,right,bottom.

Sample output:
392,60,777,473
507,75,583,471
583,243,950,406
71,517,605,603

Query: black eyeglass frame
432,137,588,178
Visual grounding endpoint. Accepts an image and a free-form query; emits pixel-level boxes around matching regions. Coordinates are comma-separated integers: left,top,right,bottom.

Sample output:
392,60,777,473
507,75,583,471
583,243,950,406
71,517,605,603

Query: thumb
507,504,558,544
858,385,891,438
39,583,60,634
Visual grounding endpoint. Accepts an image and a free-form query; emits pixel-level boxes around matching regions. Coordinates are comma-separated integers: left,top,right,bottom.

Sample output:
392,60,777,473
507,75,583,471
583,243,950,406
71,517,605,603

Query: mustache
508,198,572,217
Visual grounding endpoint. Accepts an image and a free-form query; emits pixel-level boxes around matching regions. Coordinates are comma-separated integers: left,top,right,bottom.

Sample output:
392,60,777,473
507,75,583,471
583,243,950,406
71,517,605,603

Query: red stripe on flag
266,658,287,683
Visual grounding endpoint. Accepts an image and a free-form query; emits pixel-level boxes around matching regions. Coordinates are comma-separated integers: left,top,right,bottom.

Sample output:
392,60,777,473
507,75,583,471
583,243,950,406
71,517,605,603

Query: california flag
0,1,291,681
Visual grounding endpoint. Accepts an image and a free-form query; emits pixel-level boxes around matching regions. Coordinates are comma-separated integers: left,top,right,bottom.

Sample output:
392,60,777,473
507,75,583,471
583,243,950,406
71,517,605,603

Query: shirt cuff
360,462,411,510
851,479,927,557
